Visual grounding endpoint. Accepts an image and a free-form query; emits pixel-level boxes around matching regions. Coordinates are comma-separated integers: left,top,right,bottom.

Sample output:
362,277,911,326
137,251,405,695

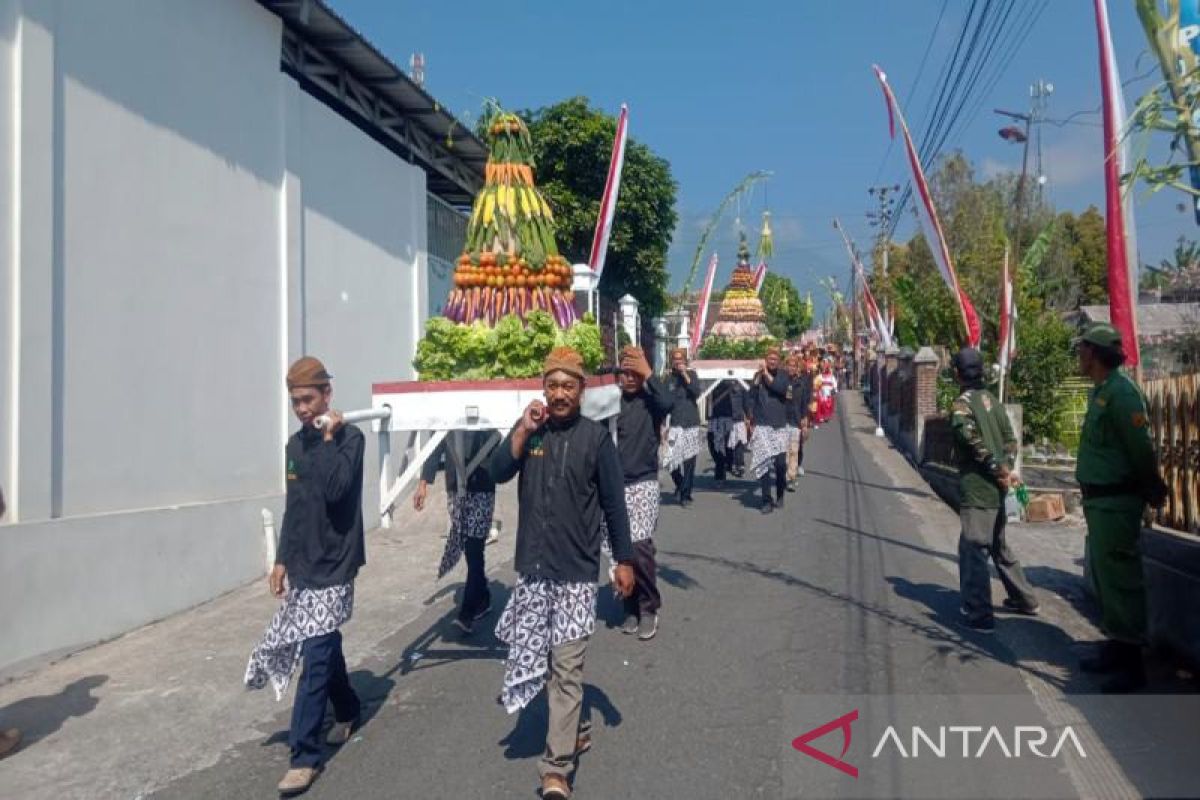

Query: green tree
520,97,678,317
1006,227,1077,442
759,273,812,340
873,152,1091,442
1034,208,1107,309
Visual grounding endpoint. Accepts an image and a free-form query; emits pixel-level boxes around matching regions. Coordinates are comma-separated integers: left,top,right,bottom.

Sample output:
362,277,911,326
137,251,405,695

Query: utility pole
996,79,1050,269
995,107,1033,268
867,184,900,344
849,239,859,386
1030,79,1053,206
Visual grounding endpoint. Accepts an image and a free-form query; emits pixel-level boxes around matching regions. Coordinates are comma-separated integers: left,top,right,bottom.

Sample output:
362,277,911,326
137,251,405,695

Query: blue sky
330,0,1191,310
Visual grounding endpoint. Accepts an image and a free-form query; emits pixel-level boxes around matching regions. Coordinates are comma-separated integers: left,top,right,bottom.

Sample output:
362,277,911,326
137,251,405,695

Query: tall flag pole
873,65,981,347
588,103,629,281
691,253,719,354
833,218,891,349
998,243,1017,403
1092,0,1140,368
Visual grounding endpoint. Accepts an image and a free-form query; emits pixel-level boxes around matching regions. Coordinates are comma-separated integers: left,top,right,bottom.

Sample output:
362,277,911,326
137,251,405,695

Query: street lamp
995,108,1033,264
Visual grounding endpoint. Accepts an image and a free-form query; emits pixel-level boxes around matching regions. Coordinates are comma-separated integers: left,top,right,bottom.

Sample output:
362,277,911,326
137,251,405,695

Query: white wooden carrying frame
690,359,760,422
360,375,622,527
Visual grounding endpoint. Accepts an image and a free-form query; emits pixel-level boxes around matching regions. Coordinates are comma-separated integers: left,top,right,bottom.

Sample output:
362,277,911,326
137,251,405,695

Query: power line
879,0,980,237
891,0,1009,237
958,0,1048,140
887,0,1043,239
918,0,1008,170
917,0,982,165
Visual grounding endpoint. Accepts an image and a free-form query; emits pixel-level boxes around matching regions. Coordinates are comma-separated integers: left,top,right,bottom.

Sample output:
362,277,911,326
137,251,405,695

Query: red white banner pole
1092,0,1140,368
874,65,981,347
691,253,719,354
588,104,629,281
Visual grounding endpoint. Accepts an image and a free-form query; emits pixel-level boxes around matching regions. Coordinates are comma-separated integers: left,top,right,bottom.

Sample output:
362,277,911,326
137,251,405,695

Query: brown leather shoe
0,728,21,759
277,766,319,795
541,772,571,799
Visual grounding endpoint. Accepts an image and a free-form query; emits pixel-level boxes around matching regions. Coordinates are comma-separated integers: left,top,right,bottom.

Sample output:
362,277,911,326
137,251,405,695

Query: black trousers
289,630,361,768
712,430,729,481
623,540,661,617
761,452,787,502
671,457,697,501
460,537,490,622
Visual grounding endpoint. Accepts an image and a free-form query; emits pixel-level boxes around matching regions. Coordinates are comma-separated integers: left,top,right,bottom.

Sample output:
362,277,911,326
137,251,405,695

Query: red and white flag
834,217,892,349
862,281,891,349
1092,0,1139,367
873,65,981,347
588,104,629,281
998,244,1017,372
691,253,719,352
753,262,768,293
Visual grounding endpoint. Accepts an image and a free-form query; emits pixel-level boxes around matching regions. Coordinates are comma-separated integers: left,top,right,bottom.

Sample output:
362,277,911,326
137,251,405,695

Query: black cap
951,347,983,372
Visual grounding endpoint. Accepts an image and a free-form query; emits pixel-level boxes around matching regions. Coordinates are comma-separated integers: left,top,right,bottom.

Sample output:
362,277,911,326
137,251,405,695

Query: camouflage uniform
951,386,1038,625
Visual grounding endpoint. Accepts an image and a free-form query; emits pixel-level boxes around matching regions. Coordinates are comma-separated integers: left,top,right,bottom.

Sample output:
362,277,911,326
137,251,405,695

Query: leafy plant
414,313,602,381
561,312,605,371
1008,310,1076,442
697,336,778,360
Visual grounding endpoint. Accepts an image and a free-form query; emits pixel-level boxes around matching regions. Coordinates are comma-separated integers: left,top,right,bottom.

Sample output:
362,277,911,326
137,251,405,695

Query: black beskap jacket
276,425,366,590
751,370,791,429
420,430,497,494
787,374,814,426
710,381,746,420
490,413,634,582
667,369,702,427
617,376,675,485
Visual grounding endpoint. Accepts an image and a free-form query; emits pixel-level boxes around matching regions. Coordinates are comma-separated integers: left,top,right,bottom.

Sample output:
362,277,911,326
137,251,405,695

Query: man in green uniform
1075,323,1167,693
950,347,1039,634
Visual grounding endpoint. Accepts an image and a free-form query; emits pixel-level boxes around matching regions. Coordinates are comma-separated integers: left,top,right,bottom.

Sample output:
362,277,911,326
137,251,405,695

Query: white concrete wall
283,81,428,521
0,0,430,671
0,0,17,512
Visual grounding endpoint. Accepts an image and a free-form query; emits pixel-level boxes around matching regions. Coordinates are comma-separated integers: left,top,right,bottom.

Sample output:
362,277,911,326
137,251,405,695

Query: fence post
913,347,939,460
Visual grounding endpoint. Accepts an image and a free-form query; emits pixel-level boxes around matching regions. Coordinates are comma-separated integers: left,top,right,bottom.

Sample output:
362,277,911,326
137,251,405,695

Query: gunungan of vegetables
441,112,578,329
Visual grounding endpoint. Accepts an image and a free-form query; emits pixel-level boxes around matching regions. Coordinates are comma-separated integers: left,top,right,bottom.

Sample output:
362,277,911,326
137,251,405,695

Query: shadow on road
814,517,957,565
1023,565,1101,626
498,683,622,761
803,467,933,499
422,581,462,607
658,563,701,591
390,580,511,678
0,674,108,746
258,667,397,750
663,548,1074,689
885,576,1087,691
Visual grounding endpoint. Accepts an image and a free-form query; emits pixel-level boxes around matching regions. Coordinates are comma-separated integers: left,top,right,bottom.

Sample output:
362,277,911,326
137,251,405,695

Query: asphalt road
155,397,1087,800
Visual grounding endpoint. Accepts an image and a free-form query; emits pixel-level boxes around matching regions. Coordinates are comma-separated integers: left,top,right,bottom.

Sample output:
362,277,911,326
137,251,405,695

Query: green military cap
1078,322,1122,349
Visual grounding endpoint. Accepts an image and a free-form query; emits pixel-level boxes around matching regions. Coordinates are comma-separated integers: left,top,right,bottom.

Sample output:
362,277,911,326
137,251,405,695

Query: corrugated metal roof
258,0,486,207
1077,303,1200,337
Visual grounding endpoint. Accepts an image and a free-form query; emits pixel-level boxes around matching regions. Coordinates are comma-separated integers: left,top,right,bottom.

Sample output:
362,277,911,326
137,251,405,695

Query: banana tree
1126,0,1200,203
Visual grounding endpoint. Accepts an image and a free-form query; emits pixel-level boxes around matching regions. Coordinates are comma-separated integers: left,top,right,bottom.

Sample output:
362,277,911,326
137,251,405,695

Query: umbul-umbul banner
873,65,981,347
